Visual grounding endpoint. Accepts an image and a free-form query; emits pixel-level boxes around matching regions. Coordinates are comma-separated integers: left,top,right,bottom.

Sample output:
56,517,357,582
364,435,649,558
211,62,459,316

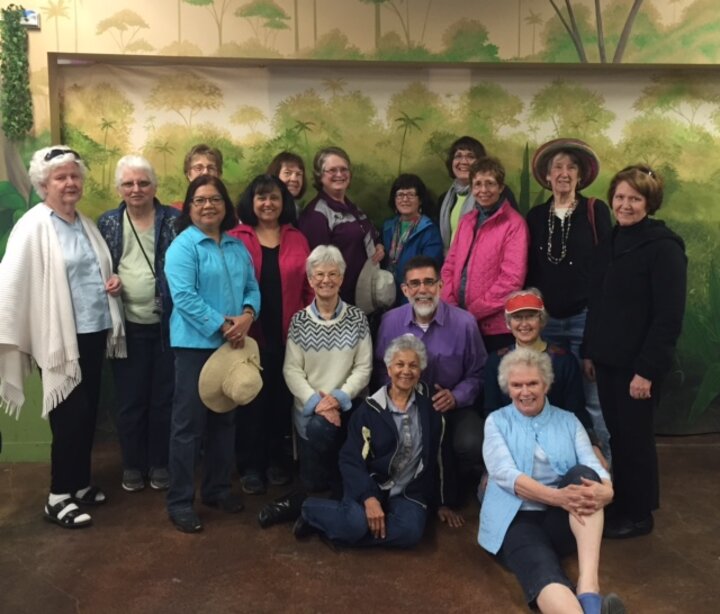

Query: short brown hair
608,165,664,214
469,156,505,186
183,144,224,176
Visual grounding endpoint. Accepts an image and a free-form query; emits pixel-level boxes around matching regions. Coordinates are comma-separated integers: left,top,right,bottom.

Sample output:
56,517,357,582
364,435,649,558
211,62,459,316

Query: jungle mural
2,0,720,441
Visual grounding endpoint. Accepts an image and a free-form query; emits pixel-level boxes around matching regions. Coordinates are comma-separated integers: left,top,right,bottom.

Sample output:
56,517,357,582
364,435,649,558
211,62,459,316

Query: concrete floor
1,435,718,614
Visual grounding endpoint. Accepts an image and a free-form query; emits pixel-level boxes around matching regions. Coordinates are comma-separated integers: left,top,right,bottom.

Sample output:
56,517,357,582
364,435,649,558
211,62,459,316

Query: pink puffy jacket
441,201,528,337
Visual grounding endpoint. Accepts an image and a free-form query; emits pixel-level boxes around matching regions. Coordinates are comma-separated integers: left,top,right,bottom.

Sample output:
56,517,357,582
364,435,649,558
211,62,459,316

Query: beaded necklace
546,198,577,264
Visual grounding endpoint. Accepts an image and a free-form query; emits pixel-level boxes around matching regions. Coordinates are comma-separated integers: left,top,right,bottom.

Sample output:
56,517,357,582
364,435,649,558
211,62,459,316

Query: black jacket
339,382,456,510
583,217,687,382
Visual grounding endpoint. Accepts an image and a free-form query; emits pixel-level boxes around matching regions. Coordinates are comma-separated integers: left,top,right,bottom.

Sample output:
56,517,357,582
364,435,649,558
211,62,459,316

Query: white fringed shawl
0,204,126,418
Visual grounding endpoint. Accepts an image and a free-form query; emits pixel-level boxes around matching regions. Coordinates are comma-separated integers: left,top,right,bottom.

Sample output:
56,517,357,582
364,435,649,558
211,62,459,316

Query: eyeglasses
120,180,152,189
404,278,438,289
395,191,418,201
44,148,81,162
191,195,224,207
509,312,541,322
323,167,350,176
190,163,218,174
312,271,341,281
473,180,499,189
453,153,477,162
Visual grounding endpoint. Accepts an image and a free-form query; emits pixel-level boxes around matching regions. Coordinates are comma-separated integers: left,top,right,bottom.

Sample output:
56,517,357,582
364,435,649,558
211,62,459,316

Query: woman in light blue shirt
164,175,260,533
480,348,623,614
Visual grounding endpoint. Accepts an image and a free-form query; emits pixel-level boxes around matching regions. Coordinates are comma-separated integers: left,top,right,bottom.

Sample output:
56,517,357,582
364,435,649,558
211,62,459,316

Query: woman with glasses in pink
298,146,383,306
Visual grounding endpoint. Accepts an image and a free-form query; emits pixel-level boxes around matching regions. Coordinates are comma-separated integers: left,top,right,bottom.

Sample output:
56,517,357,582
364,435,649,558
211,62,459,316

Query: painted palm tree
153,141,175,176
184,0,235,48
41,0,70,51
99,117,117,187
525,9,542,55
394,111,422,174
322,78,347,99
293,120,315,156
359,0,384,50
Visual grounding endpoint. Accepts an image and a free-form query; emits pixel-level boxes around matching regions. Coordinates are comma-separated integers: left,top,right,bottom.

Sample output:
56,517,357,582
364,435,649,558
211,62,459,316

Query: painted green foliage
96,9,153,54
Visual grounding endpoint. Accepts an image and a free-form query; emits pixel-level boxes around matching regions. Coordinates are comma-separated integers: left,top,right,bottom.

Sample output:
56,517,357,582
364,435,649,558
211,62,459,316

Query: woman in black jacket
583,165,687,539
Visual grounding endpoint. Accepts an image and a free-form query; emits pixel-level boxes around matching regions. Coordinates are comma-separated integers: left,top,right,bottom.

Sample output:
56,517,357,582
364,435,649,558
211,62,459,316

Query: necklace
546,198,577,264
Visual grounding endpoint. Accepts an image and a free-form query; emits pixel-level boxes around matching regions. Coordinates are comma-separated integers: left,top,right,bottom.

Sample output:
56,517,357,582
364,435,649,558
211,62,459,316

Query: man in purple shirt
375,255,488,497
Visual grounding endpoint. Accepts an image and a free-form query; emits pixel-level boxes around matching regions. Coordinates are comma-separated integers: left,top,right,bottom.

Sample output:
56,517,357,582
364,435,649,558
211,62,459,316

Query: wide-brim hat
198,339,263,413
531,138,599,191
355,260,396,315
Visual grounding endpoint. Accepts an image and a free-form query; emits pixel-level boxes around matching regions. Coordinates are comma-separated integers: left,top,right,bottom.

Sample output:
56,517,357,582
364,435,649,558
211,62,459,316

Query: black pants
235,344,292,475
48,331,106,494
595,364,660,521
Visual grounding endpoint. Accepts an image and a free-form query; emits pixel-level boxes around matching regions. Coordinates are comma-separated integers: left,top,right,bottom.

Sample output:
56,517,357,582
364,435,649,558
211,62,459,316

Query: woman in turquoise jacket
164,175,261,534
381,174,443,306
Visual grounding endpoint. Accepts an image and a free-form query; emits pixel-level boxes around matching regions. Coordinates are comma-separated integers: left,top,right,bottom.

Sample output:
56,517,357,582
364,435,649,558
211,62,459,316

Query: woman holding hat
583,165,686,538
164,175,260,533
229,174,312,494
298,146,384,306
484,289,606,467
526,138,612,458
381,173,443,306
0,146,125,529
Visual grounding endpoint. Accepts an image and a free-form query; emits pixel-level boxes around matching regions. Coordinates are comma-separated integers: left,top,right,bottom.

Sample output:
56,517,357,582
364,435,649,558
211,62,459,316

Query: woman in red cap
525,138,612,460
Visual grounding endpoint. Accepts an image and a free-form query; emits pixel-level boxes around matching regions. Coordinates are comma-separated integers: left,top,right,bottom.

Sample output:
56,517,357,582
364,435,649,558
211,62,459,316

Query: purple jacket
374,301,487,409
298,191,380,305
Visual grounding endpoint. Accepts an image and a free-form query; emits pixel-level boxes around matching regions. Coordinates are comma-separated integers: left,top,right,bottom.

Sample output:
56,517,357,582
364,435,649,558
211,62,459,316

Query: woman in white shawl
0,146,125,529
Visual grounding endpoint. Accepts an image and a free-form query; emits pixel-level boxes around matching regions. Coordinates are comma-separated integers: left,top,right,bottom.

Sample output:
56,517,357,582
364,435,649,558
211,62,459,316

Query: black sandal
72,486,107,506
44,499,92,529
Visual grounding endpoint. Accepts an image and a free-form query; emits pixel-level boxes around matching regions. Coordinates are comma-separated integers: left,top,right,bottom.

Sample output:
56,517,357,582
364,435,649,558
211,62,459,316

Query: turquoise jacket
478,401,608,554
164,225,260,349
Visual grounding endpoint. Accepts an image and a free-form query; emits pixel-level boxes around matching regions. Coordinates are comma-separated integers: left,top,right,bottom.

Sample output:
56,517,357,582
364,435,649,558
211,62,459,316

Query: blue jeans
167,348,235,515
302,495,427,548
543,310,611,460
112,322,173,473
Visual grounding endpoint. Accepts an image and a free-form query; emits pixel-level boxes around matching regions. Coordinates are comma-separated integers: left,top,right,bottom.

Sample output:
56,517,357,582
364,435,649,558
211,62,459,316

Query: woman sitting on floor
480,347,624,614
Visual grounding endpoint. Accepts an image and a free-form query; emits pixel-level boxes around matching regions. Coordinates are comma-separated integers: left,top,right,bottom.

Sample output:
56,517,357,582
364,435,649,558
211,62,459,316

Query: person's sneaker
149,467,170,491
169,509,203,533
122,469,145,492
240,471,267,495
601,593,626,614
267,465,292,486
292,515,319,539
203,493,245,514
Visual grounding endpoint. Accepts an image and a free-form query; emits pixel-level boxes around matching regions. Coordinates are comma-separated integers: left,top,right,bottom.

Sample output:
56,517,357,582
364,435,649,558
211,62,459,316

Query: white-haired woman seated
292,333,463,548
480,348,624,614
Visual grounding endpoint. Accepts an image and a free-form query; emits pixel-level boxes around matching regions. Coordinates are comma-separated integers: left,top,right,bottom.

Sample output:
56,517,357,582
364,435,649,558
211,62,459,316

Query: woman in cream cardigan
0,146,125,529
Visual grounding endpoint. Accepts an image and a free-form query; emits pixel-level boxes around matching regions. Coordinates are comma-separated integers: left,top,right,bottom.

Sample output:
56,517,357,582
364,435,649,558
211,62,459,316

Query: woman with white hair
480,348,623,614
283,244,372,493
0,146,125,528
97,155,179,493
293,334,463,547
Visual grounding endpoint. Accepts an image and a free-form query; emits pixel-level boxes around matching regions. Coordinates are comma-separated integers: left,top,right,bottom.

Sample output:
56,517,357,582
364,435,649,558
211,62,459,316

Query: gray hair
28,146,88,199
383,334,428,370
497,347,554,394
306,244,347,277
115,155,158,189
312,146,351,191
504,287,549,328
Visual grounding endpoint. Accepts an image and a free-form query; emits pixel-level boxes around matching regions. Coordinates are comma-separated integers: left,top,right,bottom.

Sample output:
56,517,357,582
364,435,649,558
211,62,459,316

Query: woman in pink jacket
229,175,313,493
441,157,528,353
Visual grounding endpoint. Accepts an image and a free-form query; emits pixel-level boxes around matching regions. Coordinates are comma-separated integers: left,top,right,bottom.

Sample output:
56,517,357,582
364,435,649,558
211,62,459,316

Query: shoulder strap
586,197,598,246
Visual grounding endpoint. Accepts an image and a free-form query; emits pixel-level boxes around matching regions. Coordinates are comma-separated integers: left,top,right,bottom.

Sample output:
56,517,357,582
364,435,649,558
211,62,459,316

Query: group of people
0,135,687,614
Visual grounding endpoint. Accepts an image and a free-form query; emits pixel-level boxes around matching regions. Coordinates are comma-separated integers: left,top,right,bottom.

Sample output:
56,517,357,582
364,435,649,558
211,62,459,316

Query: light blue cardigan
478,401,609,554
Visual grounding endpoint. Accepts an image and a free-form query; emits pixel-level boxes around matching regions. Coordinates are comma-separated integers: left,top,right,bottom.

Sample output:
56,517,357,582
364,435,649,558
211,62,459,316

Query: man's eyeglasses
44,148,81,162
191,195,224,207
120,180,153,190
404,278,438,289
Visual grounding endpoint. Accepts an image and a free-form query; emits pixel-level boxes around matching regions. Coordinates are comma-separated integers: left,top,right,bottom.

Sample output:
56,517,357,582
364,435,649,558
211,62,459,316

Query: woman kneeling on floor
480,347,624,613
293,334,463,547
